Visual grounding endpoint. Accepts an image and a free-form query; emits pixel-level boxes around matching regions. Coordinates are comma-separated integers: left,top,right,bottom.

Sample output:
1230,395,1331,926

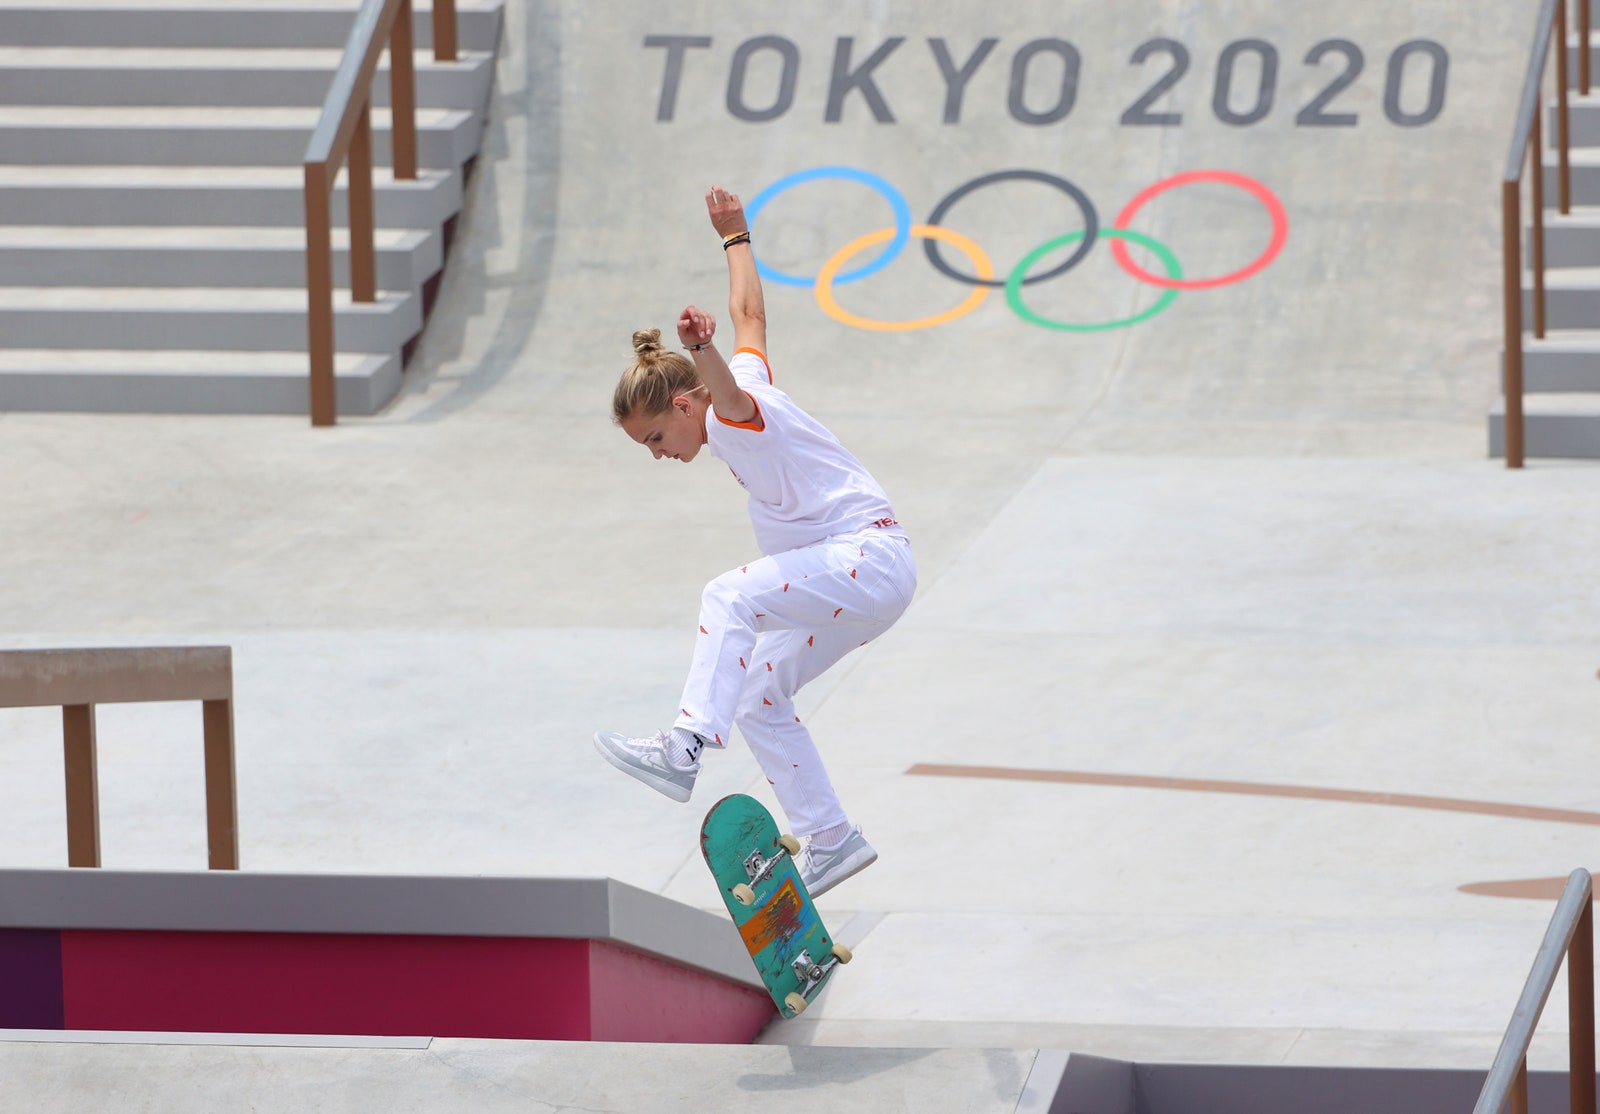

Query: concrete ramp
411,0,1529,459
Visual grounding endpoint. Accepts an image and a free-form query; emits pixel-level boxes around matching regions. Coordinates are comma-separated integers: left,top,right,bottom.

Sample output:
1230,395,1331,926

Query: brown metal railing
303,0,458,427
1502,0,1588,468
1473,868,1595,1114
0,647,239,870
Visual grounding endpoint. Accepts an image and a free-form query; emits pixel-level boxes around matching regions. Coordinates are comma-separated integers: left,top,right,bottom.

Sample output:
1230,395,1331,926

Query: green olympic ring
1004,228,1183,332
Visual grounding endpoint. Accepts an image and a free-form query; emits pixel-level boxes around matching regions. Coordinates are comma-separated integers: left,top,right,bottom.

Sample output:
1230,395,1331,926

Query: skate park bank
4,0,1600,1111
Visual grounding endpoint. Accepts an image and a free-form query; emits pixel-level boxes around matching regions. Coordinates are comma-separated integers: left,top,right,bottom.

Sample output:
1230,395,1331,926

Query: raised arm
705,185,767,355
677,304,759,427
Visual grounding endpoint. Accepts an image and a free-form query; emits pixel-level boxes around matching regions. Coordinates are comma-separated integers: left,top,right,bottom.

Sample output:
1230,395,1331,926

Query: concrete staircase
1491,33,1600,459
0,1,503,416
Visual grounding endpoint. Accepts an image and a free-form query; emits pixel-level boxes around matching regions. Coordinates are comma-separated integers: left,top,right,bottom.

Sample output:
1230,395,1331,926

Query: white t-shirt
706,348,903,555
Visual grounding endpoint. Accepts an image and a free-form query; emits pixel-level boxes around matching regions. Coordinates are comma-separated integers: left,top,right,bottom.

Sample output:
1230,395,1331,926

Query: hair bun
631,328,663,356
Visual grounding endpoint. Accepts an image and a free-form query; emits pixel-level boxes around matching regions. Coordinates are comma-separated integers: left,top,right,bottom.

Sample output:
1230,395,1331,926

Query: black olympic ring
921,169,1100,289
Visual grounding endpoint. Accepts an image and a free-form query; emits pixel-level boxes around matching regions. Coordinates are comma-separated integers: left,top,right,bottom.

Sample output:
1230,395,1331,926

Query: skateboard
700,793,851,1018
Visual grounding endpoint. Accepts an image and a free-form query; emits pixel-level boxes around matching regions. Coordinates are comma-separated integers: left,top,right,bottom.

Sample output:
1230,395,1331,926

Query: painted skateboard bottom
699,793,850,1017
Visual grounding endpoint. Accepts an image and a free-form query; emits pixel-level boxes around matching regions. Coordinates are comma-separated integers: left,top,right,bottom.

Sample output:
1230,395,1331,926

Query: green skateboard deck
699,793,850,1018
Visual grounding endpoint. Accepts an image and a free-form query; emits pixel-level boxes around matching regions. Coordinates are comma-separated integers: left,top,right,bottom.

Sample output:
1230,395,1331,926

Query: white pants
673,529,917,837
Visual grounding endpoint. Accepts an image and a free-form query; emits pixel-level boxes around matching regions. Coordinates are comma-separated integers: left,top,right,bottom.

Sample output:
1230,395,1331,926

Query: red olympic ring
1109,170,1288,291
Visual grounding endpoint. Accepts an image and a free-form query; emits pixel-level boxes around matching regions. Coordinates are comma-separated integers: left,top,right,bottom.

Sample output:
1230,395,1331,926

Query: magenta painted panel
61,931,591,1039
588,940,773,1044
0,929,65,1029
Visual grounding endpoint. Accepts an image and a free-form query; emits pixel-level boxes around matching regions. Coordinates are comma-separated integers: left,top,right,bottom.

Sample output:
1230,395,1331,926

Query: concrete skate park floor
2,0,1598,1107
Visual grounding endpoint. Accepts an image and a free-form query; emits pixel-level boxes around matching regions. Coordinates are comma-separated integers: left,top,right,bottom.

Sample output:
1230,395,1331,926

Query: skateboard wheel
831,943,853,964
779,834,801,855
784,992,808,1016
731,883,756,906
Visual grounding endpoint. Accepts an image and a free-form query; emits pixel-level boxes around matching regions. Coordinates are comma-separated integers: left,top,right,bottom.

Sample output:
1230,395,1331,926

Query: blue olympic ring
744,166,912,288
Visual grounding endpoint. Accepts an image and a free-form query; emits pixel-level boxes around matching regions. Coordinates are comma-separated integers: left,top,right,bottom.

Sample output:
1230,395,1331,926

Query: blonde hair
612,329,703,424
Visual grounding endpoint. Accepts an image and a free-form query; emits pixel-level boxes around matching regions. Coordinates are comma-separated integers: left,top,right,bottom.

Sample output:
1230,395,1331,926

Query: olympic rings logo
744,166,1289,332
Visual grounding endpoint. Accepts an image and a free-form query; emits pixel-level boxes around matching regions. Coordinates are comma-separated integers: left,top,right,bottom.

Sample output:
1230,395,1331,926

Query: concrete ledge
0,870,770,1044
0,869,760,990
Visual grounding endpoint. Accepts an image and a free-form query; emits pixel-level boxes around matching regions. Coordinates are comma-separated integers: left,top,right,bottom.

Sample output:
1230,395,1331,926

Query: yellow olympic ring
814,224,994,333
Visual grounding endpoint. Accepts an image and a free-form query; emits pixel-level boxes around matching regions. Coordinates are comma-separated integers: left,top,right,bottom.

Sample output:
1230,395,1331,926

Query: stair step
1531,209,1600,267
0,106,480,168
1489,391,1600,459
1508,330,1600,391
0,225,441,288
1546,93,1600,146
0,1,504,52
1538,149,1600,205
0,47,496,108
1563,39,1600,89
0,286,421,353
1523,265,1600,286
1520,270,1600,327
0,164,462,227
0,348,401,415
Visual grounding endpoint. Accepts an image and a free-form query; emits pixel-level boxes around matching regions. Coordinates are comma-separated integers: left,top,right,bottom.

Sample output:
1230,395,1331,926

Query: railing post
1533,103,1548,340
349,102,377,304
433,0,457,63
1558,0,1573,214
1583,0,1593,97
1570,898,1596,1114
202,698,239,871
62,704,100,868
304,160,338,426
391,0,418,180
1503,177,1527,469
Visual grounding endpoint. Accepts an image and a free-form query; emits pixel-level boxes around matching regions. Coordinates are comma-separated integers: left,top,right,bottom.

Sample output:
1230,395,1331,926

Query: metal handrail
1473,868,1595,1114
303,0,458,427
1501,0,1587,468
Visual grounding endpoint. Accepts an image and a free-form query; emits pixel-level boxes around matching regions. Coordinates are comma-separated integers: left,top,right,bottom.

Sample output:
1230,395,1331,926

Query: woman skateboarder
594,185,917,898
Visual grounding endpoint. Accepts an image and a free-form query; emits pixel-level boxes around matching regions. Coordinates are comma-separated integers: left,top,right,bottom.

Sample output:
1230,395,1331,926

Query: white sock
667,727,704,768
812,821,853,848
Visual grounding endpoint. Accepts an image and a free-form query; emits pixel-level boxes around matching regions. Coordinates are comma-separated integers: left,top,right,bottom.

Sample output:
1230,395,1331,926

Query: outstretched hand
678,305,716,348
705,185,747,239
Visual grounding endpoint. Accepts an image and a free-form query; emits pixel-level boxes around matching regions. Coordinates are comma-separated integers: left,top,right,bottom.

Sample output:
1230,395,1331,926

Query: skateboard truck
790,947,841,995
742,845,787,885
731,833,803,905
781,945,851,1014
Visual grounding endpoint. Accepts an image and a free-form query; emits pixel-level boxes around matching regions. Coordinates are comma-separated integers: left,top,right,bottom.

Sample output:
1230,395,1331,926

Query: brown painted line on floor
1459,877,1592,901
904,763,1600,828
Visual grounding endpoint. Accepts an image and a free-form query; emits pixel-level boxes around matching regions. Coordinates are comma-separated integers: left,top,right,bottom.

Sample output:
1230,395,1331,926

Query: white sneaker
592,730,699,802
797,826,877,897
